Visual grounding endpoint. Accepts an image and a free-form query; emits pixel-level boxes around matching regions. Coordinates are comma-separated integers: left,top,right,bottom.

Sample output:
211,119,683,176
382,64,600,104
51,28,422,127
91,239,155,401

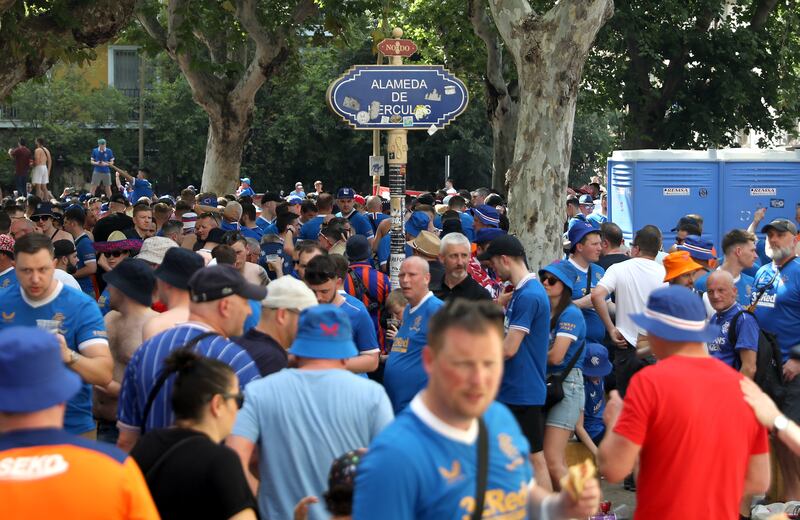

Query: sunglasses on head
102,250,130,258
31,215,51,222
221,392,244,409
541,274,560,285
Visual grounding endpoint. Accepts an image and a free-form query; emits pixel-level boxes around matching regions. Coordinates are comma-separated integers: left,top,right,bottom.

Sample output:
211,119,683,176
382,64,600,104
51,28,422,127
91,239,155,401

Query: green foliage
569,106,621,186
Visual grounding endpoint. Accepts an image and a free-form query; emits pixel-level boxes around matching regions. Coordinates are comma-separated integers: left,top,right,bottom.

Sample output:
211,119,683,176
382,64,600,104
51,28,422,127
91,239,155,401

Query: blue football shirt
353,397,532,520
130,178,153,202
338,210,374,239
377,233,413,268
91,147,114,173
549,304,586,374
568,259,606,343
338,293,379,354
709,303,759,368
74,233,96,296
383,293,445,413
0,267,17,289
298,215,325,241
498,274,550,406
117,323,261,432
752,258,800,361
0,281,108,434
97,287,111,315
583,377,606,439
256,216,276,234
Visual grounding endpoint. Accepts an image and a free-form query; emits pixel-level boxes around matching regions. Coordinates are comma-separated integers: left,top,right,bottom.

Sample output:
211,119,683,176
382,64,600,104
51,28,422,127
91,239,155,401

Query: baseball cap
630,285,719,342
97,138,106,145
538,261,579,295
262,276,317,310
260,192,283,203
188,265,267,303
103,258,155,307
345,235,371,262
670,216,701,233
567,221,600,252
582,342,612,378
474,227,506,245
52,239,75,258
240,177,252,185
0,234,15,256
472,204,500,227
154,248,205,290
405,212,430,238
676,236,716,261
136,237,177,265
337,187,355,199
287,196,303,205
662,251,705,282
109,193,129,206
288,305,358,359
0,327,81,412
761,218,798,235
199,195,218,207
32,202,56,218
477,234,526,261
578,194,594,205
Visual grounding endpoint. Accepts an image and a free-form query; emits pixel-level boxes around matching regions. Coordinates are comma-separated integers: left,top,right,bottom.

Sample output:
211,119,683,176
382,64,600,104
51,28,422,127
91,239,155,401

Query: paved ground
600,479,637,519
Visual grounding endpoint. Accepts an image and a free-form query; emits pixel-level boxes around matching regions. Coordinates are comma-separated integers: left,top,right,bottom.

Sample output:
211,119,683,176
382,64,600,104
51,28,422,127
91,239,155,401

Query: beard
771,245,795,263
66,262,78,275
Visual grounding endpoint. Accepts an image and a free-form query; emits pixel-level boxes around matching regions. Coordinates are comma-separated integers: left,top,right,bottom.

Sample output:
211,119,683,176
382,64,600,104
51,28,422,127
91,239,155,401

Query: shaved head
403,255,429,274
707,270,734,288
707,270,737,312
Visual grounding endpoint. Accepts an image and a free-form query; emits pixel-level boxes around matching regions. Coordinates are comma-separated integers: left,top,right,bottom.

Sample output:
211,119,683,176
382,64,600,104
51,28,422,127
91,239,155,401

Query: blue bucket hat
406,211,430,238
630,285,720,343
538,260,579,295
567,220,599,252
287,196,303,205
676,235,716,261
475,227,506,245
582,342,612,377
0,327,82,412
472,204,500,227
289,305,358,360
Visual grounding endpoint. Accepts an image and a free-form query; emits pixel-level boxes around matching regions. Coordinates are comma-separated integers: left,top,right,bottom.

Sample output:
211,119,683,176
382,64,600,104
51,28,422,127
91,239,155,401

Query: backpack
729,309,785,404
347,267,382,315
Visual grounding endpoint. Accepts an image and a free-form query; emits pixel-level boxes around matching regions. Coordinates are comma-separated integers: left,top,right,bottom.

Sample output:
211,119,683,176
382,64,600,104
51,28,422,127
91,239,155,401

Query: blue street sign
327,65,469,130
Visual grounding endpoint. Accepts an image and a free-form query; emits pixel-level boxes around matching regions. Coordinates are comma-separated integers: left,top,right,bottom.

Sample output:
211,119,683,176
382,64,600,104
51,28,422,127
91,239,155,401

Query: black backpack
729,309,785,404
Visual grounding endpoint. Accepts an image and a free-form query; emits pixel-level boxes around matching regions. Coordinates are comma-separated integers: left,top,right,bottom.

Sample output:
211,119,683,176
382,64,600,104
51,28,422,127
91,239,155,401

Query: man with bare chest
31,137,52,200
93,258,156,444
143,247,205,340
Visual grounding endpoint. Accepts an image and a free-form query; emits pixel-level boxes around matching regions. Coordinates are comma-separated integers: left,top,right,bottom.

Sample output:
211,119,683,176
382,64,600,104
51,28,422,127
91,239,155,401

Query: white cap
136,237,177,265
263,276,318,310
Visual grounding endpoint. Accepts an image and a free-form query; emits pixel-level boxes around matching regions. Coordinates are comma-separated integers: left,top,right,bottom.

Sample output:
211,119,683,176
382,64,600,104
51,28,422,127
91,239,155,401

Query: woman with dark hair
538,260,587,490
131,349,258,520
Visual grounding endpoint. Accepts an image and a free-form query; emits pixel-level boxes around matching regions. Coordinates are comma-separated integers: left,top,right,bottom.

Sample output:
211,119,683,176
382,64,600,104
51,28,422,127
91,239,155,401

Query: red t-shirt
10,146,31,175
614,356,768,520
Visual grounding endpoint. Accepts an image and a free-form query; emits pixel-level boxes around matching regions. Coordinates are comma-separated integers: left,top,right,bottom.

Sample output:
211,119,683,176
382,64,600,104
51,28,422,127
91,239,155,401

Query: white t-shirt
53,268,82,291
597,257,667,345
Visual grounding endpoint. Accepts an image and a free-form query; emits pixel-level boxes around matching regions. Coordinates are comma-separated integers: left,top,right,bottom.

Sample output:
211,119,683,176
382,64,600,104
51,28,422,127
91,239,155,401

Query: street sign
327,65,469,131
369,155,385,177
377,39,418,57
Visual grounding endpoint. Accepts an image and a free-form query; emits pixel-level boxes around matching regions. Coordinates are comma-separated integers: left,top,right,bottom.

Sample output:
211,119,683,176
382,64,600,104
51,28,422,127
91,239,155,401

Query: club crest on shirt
720,321,730,335
52,313,65,323
498,433,524,471
409,315,423,333
1,279,9,288
438,460,463,484
1,311,14,322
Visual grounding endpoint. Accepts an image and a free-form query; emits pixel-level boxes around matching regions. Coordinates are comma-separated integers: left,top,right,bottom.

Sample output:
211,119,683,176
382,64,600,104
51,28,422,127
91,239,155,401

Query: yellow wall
52,44,109,89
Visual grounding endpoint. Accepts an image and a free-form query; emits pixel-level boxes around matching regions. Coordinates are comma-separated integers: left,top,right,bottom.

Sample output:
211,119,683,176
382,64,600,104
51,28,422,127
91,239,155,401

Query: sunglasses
221,392,244,409
102,250,130,258
541,274,560,285
31,215,51,222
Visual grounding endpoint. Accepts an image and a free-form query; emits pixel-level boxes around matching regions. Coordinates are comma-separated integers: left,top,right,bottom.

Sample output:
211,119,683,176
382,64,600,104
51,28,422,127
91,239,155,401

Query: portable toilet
718,149,800,238
606,150,721,247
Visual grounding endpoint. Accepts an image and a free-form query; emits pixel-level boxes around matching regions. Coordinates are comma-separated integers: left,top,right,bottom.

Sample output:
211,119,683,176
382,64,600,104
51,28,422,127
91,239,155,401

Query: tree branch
544,0,615,55
750,0,779,31
135,0,168,50
487,0,533,58
469,0,509,98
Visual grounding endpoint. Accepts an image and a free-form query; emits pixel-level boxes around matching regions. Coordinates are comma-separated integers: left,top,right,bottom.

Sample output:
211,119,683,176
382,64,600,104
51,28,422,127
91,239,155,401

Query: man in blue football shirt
90,138,114,197
336,187,374,240
353,299,600,519
567,221,606,344
303,254,379,374
753,217,800,499
383,256,445,413
707,270,759,378
63,206,97,296
0,233,112,437
480,234,552,490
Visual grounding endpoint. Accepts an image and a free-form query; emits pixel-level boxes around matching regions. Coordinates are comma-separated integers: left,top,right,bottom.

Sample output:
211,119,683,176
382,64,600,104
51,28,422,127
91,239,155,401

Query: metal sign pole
387,28,407,289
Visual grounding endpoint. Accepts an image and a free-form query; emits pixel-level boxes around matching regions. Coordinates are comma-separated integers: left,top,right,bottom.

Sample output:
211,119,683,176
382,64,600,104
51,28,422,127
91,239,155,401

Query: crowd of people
1,149,800,520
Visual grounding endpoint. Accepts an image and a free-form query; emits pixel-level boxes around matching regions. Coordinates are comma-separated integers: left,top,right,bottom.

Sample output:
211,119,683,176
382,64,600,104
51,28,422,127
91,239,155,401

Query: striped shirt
117,323,261,433
344,262,391,353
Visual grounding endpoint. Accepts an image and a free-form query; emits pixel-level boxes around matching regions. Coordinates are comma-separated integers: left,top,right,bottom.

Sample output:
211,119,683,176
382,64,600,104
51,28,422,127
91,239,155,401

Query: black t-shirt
93,212,134,242
433,274,493,302
428,260,445,291
233,328,288,376
597,253,630,271
131,428,257,520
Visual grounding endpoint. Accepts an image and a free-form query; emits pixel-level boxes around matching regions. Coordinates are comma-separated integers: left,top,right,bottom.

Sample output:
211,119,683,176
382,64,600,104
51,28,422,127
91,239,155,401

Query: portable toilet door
719,149,800,239
607,150,721,248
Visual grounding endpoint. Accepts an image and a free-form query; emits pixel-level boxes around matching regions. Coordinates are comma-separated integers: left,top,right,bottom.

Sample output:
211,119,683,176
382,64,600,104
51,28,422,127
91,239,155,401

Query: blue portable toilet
607,150,721,247
607,149,800,252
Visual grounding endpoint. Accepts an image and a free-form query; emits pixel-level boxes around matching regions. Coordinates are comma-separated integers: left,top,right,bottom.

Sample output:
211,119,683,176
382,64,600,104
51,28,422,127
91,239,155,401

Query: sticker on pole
750,187,776,196
369,156,385,177
327,65,469,130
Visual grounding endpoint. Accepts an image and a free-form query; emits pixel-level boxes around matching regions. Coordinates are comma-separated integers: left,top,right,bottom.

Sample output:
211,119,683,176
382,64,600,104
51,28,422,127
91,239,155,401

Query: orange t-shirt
0,428,159,520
